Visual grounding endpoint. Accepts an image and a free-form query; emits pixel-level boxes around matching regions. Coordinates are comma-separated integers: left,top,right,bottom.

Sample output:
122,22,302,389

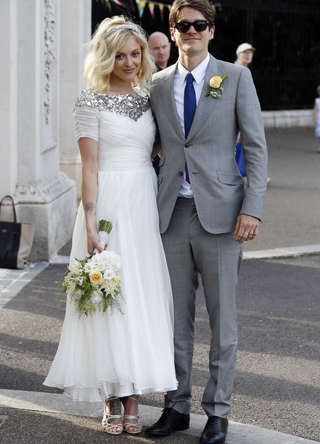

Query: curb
0,390,318,444
244,244,320,260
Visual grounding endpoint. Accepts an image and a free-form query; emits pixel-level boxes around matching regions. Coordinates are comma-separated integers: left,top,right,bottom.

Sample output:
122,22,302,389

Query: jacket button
179,171,183,176
185,143,192,148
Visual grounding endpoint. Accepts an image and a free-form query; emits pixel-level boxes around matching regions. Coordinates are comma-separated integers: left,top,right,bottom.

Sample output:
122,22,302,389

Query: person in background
235,43,271,183
149,33,172,174
148,31,171,71
235,42,255,67
314,85,320,153
234,43,255,178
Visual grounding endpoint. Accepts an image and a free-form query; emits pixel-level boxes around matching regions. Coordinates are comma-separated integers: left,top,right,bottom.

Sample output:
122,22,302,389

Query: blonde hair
84,16,155,92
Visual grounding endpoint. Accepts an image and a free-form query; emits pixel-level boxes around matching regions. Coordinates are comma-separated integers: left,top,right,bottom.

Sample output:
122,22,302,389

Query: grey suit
150,55,267,418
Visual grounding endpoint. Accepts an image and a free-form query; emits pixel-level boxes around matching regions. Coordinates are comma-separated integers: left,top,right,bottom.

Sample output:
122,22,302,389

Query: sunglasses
173,20,210,33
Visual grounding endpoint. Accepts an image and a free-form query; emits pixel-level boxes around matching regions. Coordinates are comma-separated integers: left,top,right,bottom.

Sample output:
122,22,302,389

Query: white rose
91,250,121,271
103,269,116,281
84,261,95,273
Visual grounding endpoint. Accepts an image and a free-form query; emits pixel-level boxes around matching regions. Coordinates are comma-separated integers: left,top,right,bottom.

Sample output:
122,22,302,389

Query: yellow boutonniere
206,74,228,99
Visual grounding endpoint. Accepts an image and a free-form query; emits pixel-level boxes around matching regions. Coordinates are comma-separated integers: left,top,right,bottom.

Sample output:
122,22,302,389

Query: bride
44,16,177,435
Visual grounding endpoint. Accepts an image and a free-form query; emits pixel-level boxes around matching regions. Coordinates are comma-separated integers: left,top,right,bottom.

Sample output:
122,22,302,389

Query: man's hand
234,214,260,243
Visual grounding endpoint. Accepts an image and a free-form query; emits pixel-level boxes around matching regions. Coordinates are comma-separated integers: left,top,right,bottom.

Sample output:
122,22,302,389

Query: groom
146,0,268,443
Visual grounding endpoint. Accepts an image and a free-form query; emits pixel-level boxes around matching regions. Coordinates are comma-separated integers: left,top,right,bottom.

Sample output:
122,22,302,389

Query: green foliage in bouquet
61,220,123,317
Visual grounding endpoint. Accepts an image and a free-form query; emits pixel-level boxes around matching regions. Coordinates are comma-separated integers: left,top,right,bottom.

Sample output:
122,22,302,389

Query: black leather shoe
200,416,228,444
145,408,190,436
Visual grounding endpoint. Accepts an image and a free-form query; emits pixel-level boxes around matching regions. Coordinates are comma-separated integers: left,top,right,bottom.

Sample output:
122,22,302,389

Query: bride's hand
87,230,103,255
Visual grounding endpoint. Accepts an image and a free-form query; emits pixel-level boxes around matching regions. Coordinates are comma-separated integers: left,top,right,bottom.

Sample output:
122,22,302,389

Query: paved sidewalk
0,128,320,443
1,256,320,444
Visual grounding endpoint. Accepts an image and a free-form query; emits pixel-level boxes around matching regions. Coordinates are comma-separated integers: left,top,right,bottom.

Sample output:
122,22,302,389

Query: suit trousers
161,197,243,418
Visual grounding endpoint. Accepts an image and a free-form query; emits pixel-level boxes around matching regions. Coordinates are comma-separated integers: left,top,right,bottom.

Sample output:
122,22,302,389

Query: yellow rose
89,269,103,285
210,76,222,89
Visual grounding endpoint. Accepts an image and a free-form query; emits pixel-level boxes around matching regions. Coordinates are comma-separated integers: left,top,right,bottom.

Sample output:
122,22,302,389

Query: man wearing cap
234,43,271,183
234,43,256,177
235,43,255,68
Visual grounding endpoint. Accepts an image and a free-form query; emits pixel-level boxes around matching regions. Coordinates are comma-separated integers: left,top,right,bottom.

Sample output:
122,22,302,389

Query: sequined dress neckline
74,88,150,121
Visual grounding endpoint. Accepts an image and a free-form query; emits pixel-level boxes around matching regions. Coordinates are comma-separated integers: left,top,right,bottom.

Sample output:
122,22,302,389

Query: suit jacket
150,54,268,235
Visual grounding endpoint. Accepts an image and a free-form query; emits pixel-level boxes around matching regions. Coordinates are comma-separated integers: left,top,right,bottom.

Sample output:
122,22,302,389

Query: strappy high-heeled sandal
102,396,123,435
123,396,142,435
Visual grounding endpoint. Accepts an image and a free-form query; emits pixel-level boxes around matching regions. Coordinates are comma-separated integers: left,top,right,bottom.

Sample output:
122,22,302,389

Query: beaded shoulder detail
74,89,150,121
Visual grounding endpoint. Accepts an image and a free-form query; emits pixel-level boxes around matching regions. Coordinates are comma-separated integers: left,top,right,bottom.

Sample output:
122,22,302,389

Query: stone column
0,0,77,262
0,0,18,198
59,0,92,200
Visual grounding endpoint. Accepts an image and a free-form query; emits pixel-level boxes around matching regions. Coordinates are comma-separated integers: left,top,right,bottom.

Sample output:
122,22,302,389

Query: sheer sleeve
73,106,99,142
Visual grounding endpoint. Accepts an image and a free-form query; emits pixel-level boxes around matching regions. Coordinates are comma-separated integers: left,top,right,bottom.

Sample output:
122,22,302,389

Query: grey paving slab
0,263,48,308
0,280,12,287
0,299,10,309
50,255,71,264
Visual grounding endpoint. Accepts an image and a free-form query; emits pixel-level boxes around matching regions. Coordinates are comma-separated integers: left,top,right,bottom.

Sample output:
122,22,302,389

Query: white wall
59,0,92,200
0,0,18,196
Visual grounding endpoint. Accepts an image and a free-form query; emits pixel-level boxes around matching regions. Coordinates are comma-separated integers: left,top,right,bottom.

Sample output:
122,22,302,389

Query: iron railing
92,0,320,110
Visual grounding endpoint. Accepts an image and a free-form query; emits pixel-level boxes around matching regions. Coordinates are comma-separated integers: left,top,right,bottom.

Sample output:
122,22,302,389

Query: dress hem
43,382,178,403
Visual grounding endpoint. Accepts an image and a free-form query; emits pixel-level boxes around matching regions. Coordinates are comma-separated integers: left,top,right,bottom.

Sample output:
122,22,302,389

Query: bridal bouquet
62,220,123,317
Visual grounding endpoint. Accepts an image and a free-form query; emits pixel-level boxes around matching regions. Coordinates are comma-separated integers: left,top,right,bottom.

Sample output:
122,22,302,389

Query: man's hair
169,0,215,28
317,85,320,97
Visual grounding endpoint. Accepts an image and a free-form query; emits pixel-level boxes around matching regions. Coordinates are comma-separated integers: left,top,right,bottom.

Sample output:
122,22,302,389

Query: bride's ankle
121,395,138,411
105,397,122,416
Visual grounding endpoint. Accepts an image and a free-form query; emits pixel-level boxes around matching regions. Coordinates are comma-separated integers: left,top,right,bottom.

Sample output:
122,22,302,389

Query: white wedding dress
44,89,177,402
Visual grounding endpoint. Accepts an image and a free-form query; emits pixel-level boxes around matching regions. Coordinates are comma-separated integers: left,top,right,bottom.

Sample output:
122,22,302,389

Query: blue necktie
184,73,196,182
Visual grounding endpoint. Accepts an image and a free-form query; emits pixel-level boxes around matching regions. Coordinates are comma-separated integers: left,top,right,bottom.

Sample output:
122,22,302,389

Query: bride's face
111,35,142,85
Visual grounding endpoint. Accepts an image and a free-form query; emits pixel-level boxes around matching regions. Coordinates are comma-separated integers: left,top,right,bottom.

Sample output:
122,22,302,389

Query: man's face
170,7,214,58
149,34,171,66
238,49,254,67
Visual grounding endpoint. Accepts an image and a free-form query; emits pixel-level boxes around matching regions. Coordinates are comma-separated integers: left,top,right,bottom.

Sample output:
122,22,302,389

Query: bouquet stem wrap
94,231,109,253
93,219,113,253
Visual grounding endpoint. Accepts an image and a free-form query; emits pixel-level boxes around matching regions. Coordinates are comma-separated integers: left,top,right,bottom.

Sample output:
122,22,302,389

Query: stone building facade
0,0,91,261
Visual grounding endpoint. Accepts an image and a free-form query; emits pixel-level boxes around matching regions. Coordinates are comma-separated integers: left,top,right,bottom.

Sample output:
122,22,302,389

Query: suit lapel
158,63,185,141
187,55,225,141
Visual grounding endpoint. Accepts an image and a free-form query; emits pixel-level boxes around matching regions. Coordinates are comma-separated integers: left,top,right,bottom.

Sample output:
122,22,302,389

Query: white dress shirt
174,54,210,198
